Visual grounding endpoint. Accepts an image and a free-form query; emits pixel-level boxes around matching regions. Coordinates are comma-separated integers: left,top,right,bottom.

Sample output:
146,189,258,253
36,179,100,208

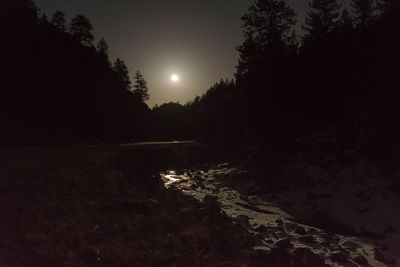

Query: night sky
34,0,346,107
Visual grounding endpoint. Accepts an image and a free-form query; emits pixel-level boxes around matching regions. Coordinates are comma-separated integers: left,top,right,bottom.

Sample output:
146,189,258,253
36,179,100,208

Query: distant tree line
1,0,399,147
0,0,150,144
157,0,400,151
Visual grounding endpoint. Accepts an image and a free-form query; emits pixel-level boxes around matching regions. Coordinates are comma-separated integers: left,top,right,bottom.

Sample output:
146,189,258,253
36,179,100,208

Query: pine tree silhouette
51,11,67,32
133,71,150,102
302,0,341,42
69,14,94,46
351,0,374,28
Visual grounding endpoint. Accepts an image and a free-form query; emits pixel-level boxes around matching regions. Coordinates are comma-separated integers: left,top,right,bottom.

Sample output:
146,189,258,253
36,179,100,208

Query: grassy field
0,144,262,266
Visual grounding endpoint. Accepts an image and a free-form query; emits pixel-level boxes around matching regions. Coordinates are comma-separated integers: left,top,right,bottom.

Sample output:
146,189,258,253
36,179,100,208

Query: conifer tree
287,30,299,54
6,0,38,12
133,71,150,102
40,13,48,23
338,8,354,32
0,0,38,24
96,38,110,67
241,0,296,47
236,0,296,78
351,0,374,28
51,10,67,32
376,0,390,13
113,58,131,92
69,14,94,46
376,0,397,18
302,0,341,42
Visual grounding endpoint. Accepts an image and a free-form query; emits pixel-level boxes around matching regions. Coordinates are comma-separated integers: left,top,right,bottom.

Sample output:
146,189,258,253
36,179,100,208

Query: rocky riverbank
1,139,398,266
210,130,400,266
0,145,262,266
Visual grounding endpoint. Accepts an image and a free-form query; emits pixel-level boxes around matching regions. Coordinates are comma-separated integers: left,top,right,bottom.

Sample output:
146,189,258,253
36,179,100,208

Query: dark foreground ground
1,138,398,266
0,143,282,267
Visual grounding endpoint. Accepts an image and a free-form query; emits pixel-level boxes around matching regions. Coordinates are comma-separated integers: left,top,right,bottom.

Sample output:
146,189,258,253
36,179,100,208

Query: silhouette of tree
241,0,297,46
339,8,354,31
152,102,191,140
40,13,48,23
113,58,132,92
287,30,299,54
376,0,391,14
351,0,374,28
236,0,296,78
4,0,37,11
3,0,400,148
133,71,150,102
0,0,38,26
69,14,94,46
379,0,399,19
96,38,110,67
302,0,341,42
0,1,152,144
153,0,400,146
236,36,259,80
51,10,67,32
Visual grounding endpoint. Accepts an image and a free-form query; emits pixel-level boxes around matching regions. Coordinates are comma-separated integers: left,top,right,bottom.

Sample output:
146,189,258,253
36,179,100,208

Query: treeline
160,0,400,149
1,0,399,147
0,0,150,144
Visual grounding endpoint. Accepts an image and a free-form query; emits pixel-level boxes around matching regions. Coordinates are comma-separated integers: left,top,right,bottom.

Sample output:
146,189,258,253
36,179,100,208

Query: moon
171,74,179,82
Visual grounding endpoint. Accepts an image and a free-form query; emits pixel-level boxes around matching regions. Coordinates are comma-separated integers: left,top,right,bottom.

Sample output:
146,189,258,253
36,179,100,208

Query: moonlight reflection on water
159,165,383,266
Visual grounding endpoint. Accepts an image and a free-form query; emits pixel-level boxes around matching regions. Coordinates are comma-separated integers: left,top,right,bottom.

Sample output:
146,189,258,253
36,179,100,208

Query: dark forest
1,0,399,149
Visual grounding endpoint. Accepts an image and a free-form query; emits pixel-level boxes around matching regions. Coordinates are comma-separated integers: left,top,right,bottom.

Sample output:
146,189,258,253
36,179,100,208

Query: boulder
284,222,298,232
295,226,306,235
353,254,368,265
299,235,315,244
275,238,293,249
255,225,269,233
235,215,250,227
293,248,327,266
330,251,348,263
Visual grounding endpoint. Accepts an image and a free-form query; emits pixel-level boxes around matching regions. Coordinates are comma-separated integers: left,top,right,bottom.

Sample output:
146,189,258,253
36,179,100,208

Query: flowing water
160,163,385,267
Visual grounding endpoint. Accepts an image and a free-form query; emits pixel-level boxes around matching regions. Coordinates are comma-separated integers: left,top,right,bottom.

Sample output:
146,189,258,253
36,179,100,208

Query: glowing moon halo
171,74,179,82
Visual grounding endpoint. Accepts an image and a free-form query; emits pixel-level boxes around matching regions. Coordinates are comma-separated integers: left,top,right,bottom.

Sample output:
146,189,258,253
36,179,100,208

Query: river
160,163,386,267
